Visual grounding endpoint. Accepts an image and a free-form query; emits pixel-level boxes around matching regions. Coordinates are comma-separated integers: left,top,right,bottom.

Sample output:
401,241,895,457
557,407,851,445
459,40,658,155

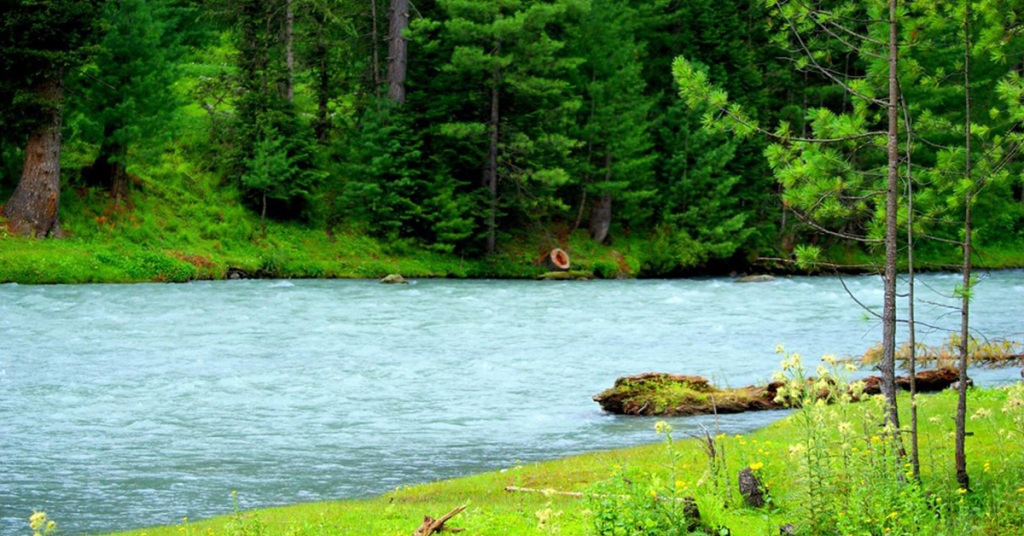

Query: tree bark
485,47,501,256
314,10,330,143
955,0,973,492
387,0,409,104
2,76,65,238
880,0,903,441
371,0,382,100
589,194,612,244
284,0,295,102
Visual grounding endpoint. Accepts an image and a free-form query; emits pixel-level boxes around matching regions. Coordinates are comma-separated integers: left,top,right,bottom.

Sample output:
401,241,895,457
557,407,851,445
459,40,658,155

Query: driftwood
412,505,467,536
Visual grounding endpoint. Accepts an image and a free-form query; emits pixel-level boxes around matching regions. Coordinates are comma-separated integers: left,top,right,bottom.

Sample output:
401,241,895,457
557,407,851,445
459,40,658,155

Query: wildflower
789,443,806,457
870,435,882,444
837,422,852,434
971,408,992,420
929,416,941,424
984,462,991,473
816,364,829,377
655,421,672,434
888,512,898,519
823,354,837,365
775,344,785,354
47,521,55,531
29,512,46,531
749,462,764,471
1017,488,1024,494
844,363,858,372
649,489,658,498
957,488,968,495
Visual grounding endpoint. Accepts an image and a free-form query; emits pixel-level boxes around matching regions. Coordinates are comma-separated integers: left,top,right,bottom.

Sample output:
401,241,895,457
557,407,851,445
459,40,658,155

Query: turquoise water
1,273,1021,534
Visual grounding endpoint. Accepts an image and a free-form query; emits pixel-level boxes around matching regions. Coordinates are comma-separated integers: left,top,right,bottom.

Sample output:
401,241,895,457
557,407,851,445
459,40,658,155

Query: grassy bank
91,379,1024,536
3,161,1024,284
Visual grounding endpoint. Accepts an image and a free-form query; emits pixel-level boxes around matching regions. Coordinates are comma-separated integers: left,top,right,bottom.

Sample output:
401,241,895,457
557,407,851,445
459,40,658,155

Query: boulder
380,274,409,284
736,274,775,283
226,267,250,280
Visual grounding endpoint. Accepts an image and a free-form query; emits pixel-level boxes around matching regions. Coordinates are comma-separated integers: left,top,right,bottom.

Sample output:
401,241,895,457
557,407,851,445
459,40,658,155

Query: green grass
2,149,1023,284
90,385,1024,536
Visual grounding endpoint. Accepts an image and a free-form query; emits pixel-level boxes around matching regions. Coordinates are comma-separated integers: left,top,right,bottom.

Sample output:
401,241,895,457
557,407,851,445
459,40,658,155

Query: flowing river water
2,272,1022,535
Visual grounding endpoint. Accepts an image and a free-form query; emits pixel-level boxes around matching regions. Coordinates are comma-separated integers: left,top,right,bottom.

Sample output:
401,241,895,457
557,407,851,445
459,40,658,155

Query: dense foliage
1,0,1023,274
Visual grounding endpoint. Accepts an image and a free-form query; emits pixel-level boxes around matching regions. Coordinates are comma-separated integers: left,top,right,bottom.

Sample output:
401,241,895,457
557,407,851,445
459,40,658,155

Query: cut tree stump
412,505,467,536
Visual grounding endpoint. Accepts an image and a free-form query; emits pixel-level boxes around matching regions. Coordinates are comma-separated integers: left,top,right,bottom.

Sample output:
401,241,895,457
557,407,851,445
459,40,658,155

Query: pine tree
0,0,103,237
567,0,655,244
69,0,179,203
418,0,587,254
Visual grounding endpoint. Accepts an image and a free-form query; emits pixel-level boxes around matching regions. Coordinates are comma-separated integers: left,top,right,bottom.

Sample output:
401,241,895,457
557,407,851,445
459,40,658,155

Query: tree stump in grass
544,248,570,271
738,467,766,508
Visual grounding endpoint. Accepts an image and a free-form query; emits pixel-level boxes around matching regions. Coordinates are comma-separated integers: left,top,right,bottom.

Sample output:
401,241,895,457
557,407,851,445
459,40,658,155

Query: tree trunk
955,0,973,492
92,123,129,205
314,11,330,143
589,153,613,244
2,76,65,238
904,92,920,481
284,0,295,102
371,0,382,100
880,0,903,442
485,49,500,256
589,194,612,244
387,0,409,104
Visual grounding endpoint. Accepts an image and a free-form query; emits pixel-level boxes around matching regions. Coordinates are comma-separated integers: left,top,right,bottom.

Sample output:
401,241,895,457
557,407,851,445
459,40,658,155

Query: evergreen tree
416,0,587,254
643,0,778,268
0,0,103,237
69,0,180,202
567,0,654,244
226,0,324,221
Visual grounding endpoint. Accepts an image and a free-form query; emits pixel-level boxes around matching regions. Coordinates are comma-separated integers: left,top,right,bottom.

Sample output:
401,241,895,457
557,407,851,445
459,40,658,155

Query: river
2,272,1022,534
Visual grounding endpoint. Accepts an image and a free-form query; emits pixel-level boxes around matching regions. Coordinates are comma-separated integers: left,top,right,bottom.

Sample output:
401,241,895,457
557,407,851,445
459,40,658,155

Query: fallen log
413,505,467,536
595,369,971,416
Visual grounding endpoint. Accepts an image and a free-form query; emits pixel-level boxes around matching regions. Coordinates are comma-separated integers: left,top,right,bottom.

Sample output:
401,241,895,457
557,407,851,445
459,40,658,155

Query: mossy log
592,373,786,416
594,369,969,417
537,270,593,281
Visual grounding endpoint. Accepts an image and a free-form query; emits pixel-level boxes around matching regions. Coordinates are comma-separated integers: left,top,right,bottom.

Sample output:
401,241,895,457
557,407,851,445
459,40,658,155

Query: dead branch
413,505,467,536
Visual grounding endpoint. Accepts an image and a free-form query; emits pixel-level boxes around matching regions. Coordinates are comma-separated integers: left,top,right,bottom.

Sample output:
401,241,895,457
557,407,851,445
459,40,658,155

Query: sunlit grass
99,385,1024,536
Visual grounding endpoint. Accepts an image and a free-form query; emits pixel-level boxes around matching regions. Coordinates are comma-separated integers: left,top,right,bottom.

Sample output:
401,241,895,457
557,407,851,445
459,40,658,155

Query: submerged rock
736,274,775,283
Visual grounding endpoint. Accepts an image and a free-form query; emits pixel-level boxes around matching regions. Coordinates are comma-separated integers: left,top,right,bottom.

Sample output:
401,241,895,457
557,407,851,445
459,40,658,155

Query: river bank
92,387,1024,536
4,226,1024,284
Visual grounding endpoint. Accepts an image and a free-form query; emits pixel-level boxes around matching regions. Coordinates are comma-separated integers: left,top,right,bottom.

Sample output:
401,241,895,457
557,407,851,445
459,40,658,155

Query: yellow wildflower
749,462,764,471
29,512,46,531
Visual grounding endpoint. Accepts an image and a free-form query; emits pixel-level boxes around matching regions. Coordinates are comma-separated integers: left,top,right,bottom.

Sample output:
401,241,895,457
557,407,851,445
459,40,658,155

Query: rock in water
380,274,409,284
736,274,775,283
